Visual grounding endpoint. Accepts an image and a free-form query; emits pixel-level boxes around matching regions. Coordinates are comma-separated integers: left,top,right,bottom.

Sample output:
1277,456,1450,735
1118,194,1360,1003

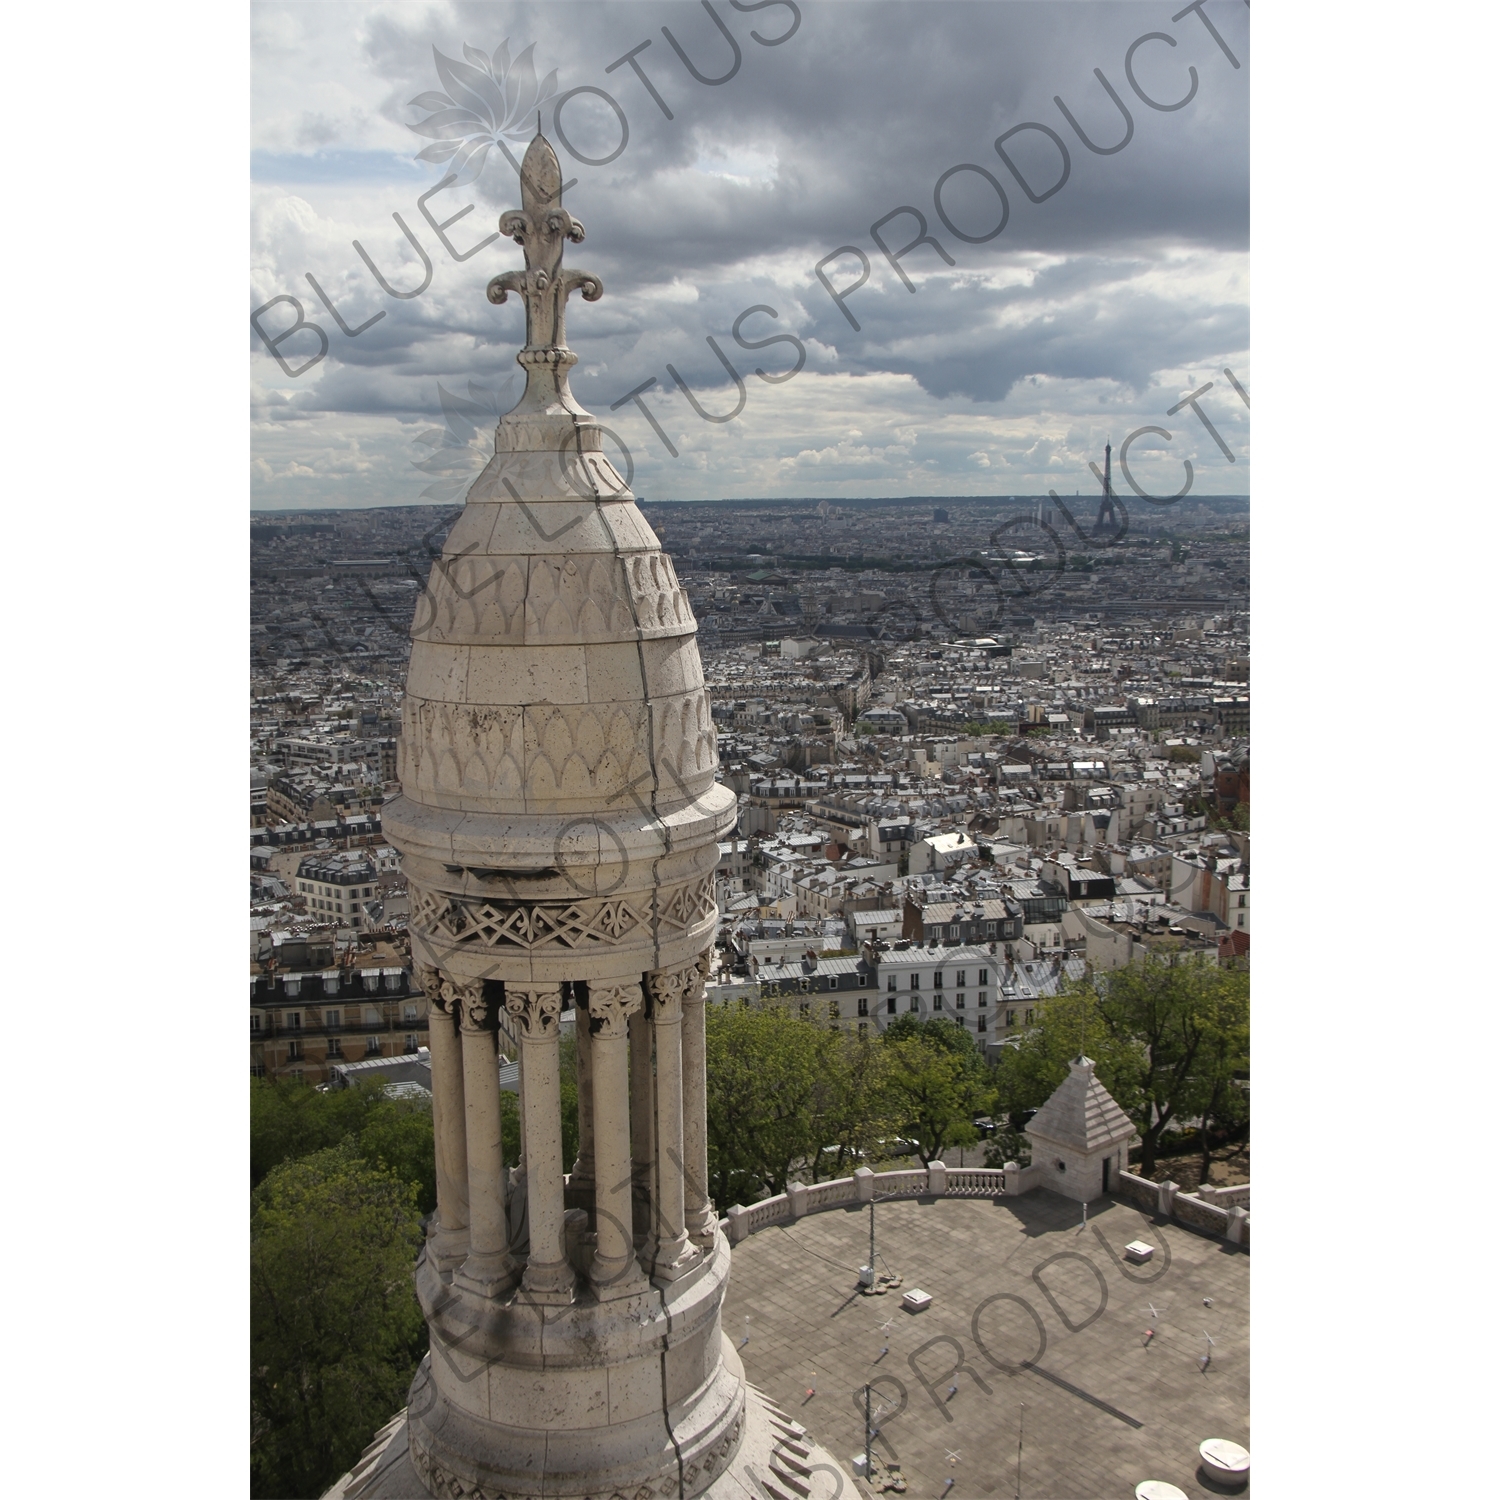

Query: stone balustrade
722,1162,1249,1250
1197,1181,1250,1209
1110,1167,1251,1245
725,1166,1012,1244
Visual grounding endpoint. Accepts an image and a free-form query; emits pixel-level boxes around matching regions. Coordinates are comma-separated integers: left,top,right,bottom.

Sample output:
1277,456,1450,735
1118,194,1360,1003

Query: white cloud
250,0,1249,509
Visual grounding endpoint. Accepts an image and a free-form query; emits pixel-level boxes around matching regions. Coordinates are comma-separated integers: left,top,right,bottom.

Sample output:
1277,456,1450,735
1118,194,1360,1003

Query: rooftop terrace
721,1190,1248,1499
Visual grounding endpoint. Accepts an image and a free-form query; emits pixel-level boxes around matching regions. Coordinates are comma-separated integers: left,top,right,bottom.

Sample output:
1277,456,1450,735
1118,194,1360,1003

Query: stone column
646,963,699,1279
506,985,576,1304
682,951,716,1246
569,982,595,1202
629,1006,656,1259
417,965,469,1270
582,980,648,1296
451,979,517,1298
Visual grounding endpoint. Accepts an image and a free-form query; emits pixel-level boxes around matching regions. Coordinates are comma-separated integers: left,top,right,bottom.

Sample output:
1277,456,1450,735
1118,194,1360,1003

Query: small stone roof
1025,1055,1137,1154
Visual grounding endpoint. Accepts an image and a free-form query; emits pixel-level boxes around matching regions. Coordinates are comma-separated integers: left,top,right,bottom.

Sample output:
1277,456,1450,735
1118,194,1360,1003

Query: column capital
416,962,447,1011
585,980,643,1039
684,949,713,1005
646,960,706,1022
445,977,489,1031
505,984,563,1041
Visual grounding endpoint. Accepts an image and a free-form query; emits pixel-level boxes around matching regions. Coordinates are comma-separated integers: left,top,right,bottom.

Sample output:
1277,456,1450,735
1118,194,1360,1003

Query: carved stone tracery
409,875,717,953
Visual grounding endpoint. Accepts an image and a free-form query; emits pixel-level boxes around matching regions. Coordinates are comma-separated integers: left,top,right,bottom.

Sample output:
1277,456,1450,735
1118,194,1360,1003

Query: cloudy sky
250,0,1249,510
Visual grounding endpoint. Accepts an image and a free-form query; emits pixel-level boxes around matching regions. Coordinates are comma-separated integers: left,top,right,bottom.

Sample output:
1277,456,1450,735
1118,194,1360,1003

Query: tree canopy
250,1144,427,1499
881,1017,988,1165
994,954,1249,1173
252,1075,437,1215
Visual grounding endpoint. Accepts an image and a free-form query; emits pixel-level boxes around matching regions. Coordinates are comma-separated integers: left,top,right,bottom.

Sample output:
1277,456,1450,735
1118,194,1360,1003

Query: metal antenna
1016,1403,1025,1499
864,1384,873,1480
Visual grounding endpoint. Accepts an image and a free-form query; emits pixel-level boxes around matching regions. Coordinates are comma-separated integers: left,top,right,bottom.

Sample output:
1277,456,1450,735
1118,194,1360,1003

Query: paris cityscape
250,485,1251,1499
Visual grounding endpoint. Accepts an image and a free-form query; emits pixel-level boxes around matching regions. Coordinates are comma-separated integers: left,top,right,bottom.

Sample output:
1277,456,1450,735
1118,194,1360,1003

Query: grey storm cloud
252,0,1248,502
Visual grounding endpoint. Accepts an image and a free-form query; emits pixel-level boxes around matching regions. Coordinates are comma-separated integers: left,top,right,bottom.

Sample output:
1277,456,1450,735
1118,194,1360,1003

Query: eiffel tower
1094,440,1119,534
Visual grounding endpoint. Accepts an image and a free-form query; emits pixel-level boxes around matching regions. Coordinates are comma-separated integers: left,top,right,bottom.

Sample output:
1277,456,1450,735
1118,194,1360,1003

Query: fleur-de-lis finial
487,131,602,416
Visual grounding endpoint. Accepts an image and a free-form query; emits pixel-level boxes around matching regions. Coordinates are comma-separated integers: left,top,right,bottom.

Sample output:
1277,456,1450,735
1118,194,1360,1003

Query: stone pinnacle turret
377,132,745,1500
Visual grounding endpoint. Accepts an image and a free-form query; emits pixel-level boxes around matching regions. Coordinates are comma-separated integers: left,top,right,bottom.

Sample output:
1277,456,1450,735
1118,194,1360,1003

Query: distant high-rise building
1095,441,1119,534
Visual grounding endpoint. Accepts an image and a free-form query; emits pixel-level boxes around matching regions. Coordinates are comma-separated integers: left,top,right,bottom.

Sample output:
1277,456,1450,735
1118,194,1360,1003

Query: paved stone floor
720,1192,1249,1500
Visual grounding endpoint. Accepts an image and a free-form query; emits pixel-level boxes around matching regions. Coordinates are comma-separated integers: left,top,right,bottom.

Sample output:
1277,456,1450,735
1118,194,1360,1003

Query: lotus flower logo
411,377,516,502
408,41,560,186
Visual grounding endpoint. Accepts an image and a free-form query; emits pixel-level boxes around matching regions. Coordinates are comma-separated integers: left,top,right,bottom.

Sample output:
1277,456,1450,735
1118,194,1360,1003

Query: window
933,996,944,1011
1006,1009,1015,1026
887,996,896,1015
327,1038,343,1058
324,1010,340,1029
404,1034,420,1052
1025,1008,1034,1024
251,1060,266,1078
909,996,919,1013
858,1022,868,1038
286,1040,302,1060
956,971,967,988
978,993,988,1007
250,1015,261,1032
829,976,839,990
403,1005,418,1022
910,974,920,990
887,976,896,992
286,1012,302,1030
365,1037,381,1056
933,972,944,989
978,968,989,985
977,1015,987,1031
858,974,868,988
956,994,966,1009
857,996,868,1017
799,1002,810,1018
948,924,960,938
827,1000,840,1022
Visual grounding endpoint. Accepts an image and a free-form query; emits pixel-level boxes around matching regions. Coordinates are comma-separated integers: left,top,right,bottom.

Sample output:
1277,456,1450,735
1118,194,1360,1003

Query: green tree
250,1144,427,1499
1000,957,1249,1176
993,983,1141,1126
881,1018,988,1165
810,1031,898,1180
705,1004,832,1204
251,1075,387,1186
1181,971,1250,1181
251,1076,438,1215
355,1095,437,1216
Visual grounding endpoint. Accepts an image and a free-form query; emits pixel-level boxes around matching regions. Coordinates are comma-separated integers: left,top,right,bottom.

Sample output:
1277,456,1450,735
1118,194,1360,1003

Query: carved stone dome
382,135,736,989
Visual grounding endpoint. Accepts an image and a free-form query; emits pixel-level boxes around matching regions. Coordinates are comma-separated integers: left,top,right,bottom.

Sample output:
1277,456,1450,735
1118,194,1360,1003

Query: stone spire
376,133,745,1500
486,132,601,417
